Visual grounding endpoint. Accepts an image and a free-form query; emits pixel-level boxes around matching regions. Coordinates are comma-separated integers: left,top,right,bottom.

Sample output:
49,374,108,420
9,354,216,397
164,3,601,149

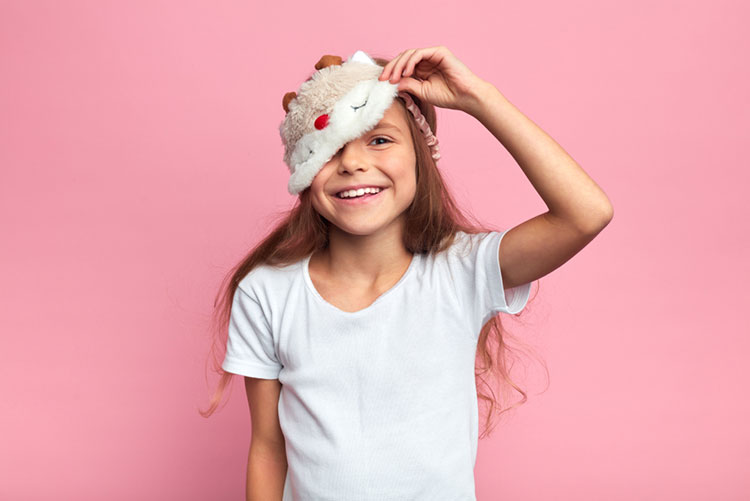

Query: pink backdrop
2,1,748,499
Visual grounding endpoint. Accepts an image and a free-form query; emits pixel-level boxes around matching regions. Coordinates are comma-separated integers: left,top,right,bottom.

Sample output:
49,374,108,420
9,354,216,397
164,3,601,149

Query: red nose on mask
314,114,329,130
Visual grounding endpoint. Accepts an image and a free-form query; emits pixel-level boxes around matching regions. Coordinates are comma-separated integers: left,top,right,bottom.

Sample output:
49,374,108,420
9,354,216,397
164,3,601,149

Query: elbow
571,201,613,236
586,203,614,234
601,201,614,225
549,202,613,236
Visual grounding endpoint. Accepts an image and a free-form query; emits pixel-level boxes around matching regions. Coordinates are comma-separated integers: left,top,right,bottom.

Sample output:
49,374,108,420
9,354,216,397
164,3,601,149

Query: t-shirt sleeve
482,230,532,320
221,285,283,379
454,230,532,329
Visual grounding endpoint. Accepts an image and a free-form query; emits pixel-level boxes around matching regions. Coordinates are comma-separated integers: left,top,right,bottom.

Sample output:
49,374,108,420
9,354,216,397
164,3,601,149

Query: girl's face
309,102,417,237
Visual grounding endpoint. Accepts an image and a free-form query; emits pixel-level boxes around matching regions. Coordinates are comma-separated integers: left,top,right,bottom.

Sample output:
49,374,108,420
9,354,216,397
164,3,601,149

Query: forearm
247,445,288,501
464,81,613,233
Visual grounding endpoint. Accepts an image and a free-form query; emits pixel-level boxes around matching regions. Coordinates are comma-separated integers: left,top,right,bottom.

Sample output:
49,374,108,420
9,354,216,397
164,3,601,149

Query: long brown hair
199,56,546,439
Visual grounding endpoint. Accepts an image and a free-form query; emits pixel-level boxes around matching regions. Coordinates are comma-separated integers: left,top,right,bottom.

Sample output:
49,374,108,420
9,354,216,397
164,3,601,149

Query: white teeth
337,187,382,198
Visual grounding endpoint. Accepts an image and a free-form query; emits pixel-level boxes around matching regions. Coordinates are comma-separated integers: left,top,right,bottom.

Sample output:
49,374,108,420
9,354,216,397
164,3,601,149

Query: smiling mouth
333,187,387,203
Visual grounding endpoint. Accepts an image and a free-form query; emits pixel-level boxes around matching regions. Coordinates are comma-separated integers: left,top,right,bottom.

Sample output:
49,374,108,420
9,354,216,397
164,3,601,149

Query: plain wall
1,0,748,499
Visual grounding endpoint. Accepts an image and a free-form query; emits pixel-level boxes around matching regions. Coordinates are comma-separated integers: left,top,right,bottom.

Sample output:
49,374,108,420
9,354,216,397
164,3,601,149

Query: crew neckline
302,251,420,316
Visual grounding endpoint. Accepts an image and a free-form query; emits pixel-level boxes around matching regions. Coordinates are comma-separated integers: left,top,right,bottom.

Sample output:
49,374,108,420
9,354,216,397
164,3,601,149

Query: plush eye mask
279,49,440,195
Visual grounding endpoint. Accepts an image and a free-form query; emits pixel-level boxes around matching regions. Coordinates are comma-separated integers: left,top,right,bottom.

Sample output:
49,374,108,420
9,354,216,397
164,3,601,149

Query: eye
370,136,392,146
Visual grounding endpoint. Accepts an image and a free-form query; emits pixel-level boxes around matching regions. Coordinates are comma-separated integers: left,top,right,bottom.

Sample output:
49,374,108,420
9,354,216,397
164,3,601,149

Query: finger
414,46,445,75
380,52,402,80
400,47,442,82
380,50,407,81
401,49,426,80
396,76,419,96
390,49,417,83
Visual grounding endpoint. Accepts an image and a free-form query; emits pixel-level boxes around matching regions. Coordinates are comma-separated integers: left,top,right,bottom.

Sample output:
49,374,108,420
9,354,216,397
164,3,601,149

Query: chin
333,224,382,237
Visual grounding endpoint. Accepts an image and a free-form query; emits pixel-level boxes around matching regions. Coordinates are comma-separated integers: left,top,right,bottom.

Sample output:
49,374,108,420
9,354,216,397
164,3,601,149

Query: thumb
395,76,422,99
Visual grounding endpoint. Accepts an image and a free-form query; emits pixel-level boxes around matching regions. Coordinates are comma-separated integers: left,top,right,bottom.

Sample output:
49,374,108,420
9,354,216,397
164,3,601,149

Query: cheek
309,173,328,196
311,162,336,188
395,160,417,186
309,193,327,219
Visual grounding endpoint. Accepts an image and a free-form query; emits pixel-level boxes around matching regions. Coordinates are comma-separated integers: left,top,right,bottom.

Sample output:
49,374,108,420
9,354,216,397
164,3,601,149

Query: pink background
2,1,748,499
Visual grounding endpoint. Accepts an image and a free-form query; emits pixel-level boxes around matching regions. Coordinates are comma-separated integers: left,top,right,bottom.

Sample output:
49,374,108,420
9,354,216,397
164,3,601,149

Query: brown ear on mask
282,92,297,114
315,54,342,70
282,55,343,114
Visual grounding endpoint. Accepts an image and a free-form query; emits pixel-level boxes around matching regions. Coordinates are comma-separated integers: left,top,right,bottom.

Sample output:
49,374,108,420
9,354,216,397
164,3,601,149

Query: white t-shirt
222,230,532,500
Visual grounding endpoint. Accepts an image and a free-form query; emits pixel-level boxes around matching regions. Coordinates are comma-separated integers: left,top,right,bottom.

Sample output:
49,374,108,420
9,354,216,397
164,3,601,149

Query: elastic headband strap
397,92,441,162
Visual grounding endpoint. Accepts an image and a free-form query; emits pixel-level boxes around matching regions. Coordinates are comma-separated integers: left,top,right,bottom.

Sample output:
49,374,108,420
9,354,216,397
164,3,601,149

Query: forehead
371,102,408,133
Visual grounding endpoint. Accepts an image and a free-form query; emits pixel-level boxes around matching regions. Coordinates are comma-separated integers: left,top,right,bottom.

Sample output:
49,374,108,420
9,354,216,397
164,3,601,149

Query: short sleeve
221,285,283,379
481,230,532,322
451,230,532,329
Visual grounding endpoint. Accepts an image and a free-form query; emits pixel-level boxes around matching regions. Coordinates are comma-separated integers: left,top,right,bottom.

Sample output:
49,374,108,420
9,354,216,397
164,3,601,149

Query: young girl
202,46,613,500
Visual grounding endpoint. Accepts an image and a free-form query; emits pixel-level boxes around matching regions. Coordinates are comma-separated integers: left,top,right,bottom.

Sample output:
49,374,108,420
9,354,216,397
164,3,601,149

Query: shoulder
444,230,496,257
424,231,498,274
237,257,307,300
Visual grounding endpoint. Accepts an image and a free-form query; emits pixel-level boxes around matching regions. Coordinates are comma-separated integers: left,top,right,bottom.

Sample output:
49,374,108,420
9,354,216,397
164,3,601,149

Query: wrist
462,80,505,118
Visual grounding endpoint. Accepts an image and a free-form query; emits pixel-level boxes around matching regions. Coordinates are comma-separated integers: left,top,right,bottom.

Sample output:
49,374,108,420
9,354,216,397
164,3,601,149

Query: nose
336,141,369,175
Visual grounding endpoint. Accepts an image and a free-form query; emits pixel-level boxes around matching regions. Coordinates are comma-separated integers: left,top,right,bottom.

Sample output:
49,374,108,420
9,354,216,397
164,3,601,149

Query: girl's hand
378,46,491,114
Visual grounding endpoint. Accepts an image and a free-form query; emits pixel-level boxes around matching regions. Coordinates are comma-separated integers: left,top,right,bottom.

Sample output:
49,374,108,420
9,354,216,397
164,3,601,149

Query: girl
202,46,613,500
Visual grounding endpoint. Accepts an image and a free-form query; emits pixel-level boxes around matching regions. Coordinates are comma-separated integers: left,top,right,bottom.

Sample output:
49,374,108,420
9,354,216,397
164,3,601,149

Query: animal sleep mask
278,49,440,195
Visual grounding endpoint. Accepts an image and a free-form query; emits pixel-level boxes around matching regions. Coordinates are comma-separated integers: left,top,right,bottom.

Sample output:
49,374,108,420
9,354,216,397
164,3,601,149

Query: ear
282,91,297,114
283,55,343,114
314,54,342,70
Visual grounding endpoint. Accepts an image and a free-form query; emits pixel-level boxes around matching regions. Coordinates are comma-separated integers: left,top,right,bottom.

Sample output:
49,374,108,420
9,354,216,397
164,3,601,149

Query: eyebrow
372,122,402,133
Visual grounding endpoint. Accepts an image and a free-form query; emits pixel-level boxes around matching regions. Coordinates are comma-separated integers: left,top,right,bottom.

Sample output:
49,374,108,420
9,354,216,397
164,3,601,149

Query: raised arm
465,82,614,290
